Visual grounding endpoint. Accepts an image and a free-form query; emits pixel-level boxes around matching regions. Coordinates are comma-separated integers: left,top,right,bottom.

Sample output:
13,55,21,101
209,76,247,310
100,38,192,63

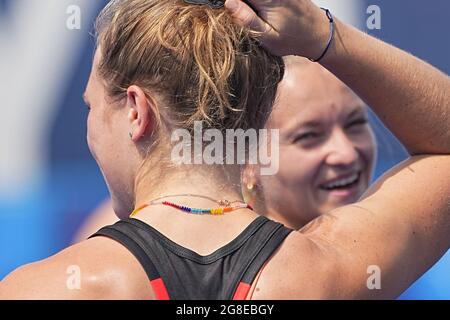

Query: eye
296,132,318,140
294,131,323,144
346,117,368,129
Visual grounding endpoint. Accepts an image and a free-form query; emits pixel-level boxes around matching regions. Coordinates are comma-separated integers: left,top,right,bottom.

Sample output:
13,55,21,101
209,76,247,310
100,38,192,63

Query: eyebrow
346,105,366,119
293,120,323,129
284,120,323,140
285,104,366,136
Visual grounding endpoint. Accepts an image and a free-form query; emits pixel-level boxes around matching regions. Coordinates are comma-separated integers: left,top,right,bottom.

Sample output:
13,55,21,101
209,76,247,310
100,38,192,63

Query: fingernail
225,0,239,13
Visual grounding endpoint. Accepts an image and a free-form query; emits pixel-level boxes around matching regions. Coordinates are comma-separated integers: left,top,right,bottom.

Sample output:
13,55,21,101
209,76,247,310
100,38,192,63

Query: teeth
323,173,359,189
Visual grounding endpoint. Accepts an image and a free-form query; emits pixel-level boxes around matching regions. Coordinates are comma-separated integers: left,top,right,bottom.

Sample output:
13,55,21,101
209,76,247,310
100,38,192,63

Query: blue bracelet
310,8,335,63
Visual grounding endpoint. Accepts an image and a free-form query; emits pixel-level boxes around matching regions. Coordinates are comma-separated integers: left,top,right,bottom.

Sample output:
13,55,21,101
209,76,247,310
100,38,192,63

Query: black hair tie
183,0,225,9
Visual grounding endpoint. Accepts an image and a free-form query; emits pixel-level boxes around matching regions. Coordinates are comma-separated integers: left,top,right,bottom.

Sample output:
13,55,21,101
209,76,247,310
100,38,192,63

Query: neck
134,164,245,211
129,164,261,256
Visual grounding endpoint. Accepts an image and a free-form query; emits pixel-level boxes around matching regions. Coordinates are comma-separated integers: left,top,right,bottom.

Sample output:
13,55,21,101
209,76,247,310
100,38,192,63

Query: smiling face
258,58,376,228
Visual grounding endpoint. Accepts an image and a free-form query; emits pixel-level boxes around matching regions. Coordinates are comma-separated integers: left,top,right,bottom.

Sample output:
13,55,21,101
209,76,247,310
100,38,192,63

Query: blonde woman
1,0,449,299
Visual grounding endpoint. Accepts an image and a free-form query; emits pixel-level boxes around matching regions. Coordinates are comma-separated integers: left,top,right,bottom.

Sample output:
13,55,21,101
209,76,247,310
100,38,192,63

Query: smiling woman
246,56,376,229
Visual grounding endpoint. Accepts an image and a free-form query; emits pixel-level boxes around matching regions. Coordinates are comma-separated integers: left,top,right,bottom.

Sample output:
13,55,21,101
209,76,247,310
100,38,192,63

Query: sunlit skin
83,50,152,219
1,0,450,300
78,56,377,238
83,50,259,253
252,57,376,229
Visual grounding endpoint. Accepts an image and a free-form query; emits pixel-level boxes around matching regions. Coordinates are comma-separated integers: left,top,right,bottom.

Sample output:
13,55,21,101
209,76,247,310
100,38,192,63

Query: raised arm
225,0,450,156
225,0,450,298
319,17,450,156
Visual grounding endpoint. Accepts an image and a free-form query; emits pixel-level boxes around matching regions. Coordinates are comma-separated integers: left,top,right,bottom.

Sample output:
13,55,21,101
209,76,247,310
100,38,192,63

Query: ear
242,164,260,188
126,85,157,141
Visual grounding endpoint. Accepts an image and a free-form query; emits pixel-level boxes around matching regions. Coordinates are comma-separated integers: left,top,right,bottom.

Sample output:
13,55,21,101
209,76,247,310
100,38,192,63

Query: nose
324,129,359,167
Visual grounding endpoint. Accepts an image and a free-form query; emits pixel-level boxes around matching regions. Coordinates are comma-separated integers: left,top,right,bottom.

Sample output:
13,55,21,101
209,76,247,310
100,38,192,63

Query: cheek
277,145,324,190
86,111,111,168
86,113,100,160
86,117,118,194
86,114,95,155
354,128,377,168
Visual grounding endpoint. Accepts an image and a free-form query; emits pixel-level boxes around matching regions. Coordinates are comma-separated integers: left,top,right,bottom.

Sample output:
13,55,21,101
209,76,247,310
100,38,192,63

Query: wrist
296,6,335,60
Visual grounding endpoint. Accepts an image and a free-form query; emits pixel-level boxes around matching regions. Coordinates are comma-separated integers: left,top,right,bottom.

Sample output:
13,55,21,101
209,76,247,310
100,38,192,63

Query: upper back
89,216,293,299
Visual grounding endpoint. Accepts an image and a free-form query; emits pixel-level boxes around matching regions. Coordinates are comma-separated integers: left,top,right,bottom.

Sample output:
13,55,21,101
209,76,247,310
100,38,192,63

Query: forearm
306,8,450,297
319,18,450,155
226,0,450,156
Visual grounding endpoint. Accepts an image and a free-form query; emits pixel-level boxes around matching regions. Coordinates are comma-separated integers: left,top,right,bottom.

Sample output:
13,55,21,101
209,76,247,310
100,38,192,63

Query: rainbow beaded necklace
130,194,254,217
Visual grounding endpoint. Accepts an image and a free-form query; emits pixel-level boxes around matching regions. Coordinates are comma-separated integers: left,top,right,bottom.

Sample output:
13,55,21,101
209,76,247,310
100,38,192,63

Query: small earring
247,183,254,191
129,132,133,139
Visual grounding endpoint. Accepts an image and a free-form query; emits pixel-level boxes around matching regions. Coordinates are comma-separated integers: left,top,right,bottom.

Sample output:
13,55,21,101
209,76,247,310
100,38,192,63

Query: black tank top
89,216,293,300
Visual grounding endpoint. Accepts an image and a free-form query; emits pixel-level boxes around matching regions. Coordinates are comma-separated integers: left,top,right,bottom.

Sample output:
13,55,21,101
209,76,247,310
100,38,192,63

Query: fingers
224,0,272,35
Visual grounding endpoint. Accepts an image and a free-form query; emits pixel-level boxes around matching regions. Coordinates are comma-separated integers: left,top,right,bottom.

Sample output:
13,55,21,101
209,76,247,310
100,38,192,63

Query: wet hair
95,0,284,136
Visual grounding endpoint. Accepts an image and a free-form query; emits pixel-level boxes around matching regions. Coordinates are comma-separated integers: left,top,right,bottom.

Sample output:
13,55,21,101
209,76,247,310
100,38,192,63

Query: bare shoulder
0,236,153,299
252,228,344,299
254,154,450,300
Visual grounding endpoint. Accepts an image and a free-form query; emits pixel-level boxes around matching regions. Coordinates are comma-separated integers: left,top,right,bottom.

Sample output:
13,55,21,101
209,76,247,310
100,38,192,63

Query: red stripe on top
150,278,170,300
232,282,251,300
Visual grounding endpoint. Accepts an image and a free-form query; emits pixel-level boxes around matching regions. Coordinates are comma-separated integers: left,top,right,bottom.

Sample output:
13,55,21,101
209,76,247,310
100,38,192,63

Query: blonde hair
95,0,284,135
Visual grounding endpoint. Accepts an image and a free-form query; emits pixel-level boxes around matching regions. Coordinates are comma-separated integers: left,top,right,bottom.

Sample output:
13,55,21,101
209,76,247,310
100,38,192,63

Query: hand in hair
226,0,450,156
224,0,328,59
